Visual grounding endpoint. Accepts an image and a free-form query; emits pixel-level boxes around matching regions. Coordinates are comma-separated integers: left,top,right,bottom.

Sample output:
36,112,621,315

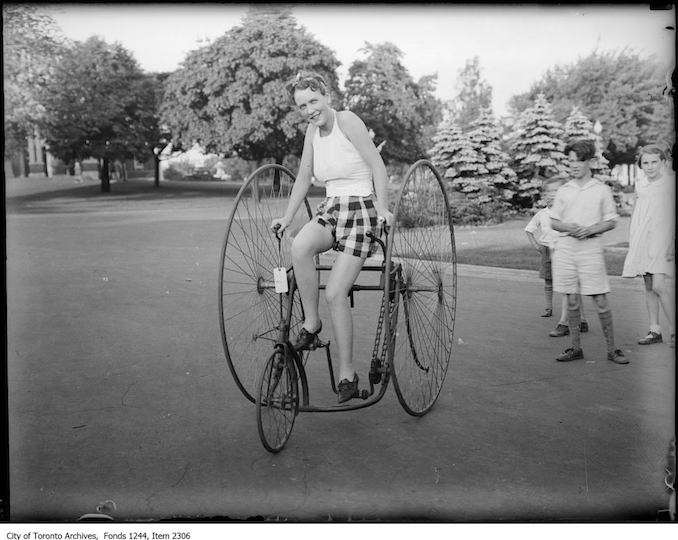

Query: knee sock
544,281,553,310
598,310,616,353
568,307,582,350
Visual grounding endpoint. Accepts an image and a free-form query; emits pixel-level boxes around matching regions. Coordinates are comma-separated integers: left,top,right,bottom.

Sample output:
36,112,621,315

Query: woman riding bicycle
271,71,393,403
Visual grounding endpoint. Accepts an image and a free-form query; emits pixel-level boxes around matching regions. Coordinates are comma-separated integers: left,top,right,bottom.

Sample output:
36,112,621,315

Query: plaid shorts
313,196,379,259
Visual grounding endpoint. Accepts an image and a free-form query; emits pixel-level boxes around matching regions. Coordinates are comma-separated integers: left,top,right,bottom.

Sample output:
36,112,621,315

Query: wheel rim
256,350,298,453
219,164,310,402
387,160,457,415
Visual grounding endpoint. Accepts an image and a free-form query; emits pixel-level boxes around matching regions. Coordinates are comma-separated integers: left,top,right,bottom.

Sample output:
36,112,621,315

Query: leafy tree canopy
160,7,340,163
448,56,493,131
508,49,673,166
39,36,162,167
3,4,68,157
344,42,442,164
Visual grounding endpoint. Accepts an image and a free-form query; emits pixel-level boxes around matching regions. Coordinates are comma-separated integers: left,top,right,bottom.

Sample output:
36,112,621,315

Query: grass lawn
453,216,631,277
7,175,631,276
456,244,628,276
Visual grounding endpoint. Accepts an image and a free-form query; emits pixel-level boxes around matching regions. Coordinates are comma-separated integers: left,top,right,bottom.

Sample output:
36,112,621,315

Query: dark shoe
607,349,629,364
638,331,662,345
556,347,584,362
579,321,589,333
337,374,359,404
549,324,570,337
541,308,553,318
293,322,322,351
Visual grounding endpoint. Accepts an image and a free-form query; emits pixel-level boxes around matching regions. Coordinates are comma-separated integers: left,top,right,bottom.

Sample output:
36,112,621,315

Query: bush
450,197,514,225
163,163,192,181
395,189,440,228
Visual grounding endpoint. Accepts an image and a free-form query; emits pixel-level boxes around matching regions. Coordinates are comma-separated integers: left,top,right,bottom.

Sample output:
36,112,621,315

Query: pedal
313,336,328,349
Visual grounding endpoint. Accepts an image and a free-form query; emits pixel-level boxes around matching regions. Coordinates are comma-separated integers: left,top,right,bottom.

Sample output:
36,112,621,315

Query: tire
385,160,457,416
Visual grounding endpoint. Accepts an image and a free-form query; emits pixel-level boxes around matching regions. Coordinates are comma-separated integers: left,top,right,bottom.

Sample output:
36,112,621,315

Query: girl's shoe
541,308,553,317
638,331,662,345
293,322,322,351
337,374,360,403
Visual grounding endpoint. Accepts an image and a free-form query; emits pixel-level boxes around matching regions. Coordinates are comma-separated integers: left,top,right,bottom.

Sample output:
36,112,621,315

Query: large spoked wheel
219,164,312,402
385,159,457,416
256,349,299,453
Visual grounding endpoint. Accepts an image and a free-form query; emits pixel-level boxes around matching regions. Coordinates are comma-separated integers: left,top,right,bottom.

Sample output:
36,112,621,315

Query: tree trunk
154,155,160,187
101,157,110,192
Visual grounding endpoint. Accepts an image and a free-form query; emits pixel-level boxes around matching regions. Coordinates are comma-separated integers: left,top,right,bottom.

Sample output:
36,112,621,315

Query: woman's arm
271,124,315,232
336,110,393,224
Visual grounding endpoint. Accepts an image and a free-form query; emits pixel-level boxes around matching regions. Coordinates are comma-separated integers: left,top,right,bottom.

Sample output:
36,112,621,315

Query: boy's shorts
539,246,552,281
552,237,610,295
313,195,379,259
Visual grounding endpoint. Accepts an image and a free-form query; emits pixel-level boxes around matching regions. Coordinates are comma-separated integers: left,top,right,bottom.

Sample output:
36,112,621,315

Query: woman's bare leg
291,222,333,332
325,252,366,381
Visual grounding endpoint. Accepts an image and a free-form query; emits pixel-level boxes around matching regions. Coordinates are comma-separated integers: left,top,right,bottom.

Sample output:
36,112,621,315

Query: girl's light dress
622,173,675,277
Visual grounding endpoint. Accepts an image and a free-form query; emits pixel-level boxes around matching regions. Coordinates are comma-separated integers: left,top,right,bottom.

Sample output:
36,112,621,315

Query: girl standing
622,144,675,346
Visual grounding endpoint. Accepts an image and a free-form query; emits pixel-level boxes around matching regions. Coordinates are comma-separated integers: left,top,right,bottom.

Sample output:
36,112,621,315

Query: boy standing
525,176,588,334
550,139,628,364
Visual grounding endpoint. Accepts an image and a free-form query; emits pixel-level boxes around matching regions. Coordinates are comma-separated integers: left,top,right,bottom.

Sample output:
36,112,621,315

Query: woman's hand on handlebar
374,202,393,229
270,217,290,234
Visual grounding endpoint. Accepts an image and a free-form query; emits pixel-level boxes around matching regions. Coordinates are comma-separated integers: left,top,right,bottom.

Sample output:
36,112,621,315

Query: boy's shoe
541,308,553,317
607,349,629,364
549,324,569,337
337,374,360,404
638,331,662,345
580,321,589,333
556,347,584,362
293,322,322,351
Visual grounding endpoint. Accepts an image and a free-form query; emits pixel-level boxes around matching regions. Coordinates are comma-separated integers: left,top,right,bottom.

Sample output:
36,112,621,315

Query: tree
509,93,568,207
344,42,442,165
3,4,67,174
39,36,162,192
467,108,517,204
160,7,340,165
428,115,484,194
563,106,612,183
508,49,674,167
448,56,493,131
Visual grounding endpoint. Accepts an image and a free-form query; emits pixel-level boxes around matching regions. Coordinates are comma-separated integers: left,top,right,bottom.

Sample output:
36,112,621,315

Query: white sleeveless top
312,110,374,197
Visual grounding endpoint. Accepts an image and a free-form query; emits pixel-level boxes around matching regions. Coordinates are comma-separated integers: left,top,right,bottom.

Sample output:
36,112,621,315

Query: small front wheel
256,349,299,453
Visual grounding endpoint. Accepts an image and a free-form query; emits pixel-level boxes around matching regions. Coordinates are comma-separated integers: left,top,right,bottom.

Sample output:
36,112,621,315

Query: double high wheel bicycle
218,160,457,452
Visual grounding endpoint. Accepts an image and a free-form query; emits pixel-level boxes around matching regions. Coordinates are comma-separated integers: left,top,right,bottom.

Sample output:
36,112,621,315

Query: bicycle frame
267,228,403,413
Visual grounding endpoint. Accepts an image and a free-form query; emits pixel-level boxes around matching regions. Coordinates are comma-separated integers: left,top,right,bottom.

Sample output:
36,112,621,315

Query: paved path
5,176,675,521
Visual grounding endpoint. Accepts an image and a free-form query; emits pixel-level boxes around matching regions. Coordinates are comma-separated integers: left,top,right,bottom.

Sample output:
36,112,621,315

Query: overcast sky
42,3,675,117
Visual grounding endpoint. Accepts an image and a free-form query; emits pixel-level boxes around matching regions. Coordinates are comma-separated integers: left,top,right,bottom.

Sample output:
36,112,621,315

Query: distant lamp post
593,120,602,135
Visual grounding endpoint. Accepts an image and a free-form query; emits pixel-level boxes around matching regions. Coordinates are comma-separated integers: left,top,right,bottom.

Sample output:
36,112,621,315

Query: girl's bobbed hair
637,143,668,167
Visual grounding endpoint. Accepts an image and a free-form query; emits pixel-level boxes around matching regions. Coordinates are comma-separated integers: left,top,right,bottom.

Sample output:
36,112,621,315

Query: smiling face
294,87,332,130
640,152,665,181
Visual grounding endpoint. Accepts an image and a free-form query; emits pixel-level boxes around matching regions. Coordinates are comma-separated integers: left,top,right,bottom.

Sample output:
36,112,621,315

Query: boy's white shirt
525,207,561,249
550,177,618,227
